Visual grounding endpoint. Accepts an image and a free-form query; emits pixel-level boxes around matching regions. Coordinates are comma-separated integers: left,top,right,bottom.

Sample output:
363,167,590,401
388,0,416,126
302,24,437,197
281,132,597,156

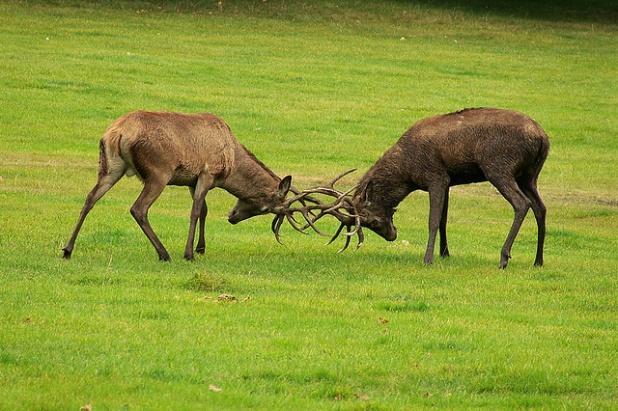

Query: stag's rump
99,111,237,185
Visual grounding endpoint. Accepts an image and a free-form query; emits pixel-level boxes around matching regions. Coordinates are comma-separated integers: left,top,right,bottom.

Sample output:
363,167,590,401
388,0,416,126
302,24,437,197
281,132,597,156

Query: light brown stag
62,111,306,261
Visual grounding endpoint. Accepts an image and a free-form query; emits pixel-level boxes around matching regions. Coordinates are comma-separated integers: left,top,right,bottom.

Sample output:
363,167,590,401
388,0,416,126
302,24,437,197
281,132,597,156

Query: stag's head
228,175,293,224
351,181,397,242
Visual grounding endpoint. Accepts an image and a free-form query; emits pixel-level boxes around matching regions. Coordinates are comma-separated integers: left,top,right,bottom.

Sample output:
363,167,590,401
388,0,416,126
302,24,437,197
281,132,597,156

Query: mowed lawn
0,1,617,409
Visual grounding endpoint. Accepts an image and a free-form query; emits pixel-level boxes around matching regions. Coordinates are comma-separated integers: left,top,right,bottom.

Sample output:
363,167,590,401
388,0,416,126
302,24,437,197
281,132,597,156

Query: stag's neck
222,145,280,201
357,146,413,209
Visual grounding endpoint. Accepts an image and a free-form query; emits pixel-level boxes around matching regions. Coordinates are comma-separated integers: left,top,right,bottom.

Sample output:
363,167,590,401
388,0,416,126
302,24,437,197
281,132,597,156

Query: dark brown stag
297,108,549,269
63,111,305,261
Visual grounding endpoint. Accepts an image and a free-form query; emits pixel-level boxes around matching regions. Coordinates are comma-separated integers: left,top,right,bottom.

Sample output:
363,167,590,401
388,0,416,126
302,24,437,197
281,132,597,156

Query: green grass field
1,1,617,409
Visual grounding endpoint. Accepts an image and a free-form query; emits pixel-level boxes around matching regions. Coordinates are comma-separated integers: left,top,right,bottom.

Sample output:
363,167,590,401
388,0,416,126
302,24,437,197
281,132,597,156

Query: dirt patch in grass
186,272,229,293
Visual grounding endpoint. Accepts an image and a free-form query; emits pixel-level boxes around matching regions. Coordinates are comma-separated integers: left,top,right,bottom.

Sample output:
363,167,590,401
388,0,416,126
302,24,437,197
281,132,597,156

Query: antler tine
326,222,346,245
289,186,308,210
337,225,352,253
271,214,285,245
335,184,358,202
283,191,313,207
324,220,364,252
285,213,309,234
327,168,357,189
290,186,320,204
356,227,365,249
271,210,310,245
298,208,329,236
344,211,362,237
297,187,343,199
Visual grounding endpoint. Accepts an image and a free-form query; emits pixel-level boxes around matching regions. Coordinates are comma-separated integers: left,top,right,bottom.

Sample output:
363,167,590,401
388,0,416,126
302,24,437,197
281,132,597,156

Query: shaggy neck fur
223,145,280,201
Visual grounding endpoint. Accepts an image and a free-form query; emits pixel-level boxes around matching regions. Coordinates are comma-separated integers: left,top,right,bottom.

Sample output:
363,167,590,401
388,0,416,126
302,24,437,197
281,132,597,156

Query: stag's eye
370,217,384,227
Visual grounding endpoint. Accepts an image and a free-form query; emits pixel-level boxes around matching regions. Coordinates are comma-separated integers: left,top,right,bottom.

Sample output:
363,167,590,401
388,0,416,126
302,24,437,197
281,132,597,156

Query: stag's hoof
62,248,72,259
195,246,205,254
440,249,450,258
534,259,543,267
423,256,434,265
183,253,194,261
499,251,511,269
159,253,171,262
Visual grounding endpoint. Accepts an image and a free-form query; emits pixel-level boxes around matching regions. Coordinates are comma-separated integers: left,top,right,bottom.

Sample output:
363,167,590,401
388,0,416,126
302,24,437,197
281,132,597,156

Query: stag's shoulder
197,112,233,133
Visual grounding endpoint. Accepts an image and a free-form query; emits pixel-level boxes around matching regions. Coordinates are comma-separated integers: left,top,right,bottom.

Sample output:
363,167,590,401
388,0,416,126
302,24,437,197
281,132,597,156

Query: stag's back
396,108,549,180
405,108,547,161
101,111,237,183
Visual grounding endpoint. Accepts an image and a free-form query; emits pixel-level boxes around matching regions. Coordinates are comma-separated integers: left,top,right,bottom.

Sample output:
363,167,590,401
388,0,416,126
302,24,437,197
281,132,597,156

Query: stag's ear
277,175,292,198
363,182,373,206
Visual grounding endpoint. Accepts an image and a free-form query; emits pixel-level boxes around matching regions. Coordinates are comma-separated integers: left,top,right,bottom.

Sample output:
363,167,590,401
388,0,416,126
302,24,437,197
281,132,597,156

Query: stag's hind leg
184,172,214,261
518,178,546,266
63,167,125,259
488,174,531,269
130,178,170,261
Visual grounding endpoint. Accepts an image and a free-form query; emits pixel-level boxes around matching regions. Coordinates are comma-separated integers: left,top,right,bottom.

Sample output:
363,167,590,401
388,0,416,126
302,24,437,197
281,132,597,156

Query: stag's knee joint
191,209,202,220
515,200,531,216
130,206,145,222
538,204,547,217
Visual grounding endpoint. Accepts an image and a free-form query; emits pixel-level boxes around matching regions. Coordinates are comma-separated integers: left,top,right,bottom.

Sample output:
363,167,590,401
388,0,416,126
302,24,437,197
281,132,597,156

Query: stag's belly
168,164,200,186
447,162,486,186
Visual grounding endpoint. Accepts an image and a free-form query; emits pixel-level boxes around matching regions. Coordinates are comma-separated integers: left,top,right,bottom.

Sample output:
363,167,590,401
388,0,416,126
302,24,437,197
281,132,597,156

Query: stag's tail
99,128,135,178
533,133,550,181
98,139,108,179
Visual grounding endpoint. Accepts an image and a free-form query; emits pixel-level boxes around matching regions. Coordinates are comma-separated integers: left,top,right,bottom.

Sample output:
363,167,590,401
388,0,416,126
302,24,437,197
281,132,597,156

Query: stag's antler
270,184,323,244
274,169,364,252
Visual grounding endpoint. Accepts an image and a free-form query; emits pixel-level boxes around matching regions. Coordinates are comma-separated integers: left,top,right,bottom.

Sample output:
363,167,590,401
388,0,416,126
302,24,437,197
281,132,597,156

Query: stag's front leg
439,187,450,258
424,179,449,265
195,200,208,254
189,187,208,254
184,173,214,261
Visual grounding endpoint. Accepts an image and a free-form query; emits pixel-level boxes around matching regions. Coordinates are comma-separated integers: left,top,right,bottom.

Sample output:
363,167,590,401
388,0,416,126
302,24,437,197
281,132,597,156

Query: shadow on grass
21,0,618,25
410,0,618,24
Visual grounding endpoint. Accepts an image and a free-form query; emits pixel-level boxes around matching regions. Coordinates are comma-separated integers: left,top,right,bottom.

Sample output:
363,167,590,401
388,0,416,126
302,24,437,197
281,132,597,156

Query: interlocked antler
270,185,322,244
273,169,364,252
